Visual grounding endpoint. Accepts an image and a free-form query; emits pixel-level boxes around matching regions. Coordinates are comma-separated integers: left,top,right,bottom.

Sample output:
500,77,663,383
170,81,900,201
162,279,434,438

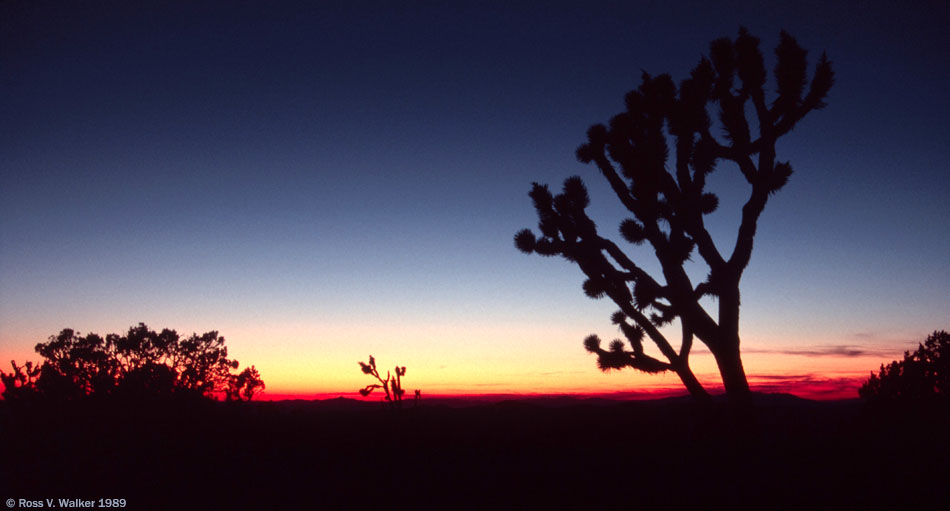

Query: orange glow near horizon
0,322,907,403
224,322,905,401
238,368,870,402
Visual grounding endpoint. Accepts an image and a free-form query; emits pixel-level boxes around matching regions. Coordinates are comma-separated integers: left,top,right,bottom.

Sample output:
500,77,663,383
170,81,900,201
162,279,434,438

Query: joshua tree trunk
711,340,750,397
713,285,750,397
676,361,710,400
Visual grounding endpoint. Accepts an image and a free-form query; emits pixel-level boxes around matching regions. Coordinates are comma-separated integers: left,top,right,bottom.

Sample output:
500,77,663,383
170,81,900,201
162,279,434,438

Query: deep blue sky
2,1,948,395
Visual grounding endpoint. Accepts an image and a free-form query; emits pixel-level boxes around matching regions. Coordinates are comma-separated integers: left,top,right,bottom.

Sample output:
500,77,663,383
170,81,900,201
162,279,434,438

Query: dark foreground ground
2,394,948,510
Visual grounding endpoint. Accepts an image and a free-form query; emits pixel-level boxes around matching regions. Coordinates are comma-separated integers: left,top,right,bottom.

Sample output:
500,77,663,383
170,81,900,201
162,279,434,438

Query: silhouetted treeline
860,330,949,402
1,323,263,403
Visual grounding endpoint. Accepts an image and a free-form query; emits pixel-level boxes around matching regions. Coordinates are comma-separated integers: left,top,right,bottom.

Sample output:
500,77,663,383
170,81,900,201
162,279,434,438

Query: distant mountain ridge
253,391,857,412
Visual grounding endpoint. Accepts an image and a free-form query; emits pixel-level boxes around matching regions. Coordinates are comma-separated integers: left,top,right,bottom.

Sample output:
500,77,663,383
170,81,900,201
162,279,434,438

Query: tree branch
596,236,666,291
593,155,640,216
679,322,694,360
613,295,681,365
729,184,769,275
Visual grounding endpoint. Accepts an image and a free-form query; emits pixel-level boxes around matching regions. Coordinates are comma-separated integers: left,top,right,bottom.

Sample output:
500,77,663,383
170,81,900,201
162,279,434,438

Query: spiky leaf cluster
582,334,669,374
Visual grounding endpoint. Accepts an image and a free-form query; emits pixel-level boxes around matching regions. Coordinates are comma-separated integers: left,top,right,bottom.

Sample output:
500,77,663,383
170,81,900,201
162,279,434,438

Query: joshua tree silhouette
358,355,413,408
515,29,833,400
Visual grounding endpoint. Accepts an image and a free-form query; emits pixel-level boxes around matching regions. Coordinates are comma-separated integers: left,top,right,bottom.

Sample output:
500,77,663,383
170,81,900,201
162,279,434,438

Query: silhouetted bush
0,323,264,402
0,360,41,402
859,330,949,402
226,365,266,402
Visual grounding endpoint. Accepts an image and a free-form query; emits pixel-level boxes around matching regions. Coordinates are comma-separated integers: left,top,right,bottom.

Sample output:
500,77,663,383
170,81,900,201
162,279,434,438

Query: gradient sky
2,0,948,400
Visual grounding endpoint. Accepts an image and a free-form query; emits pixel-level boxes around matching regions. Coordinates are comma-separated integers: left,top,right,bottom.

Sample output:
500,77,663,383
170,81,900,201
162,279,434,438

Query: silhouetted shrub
859,330,949,402
0,360,41,401
226,365,266,402
0,323,263,402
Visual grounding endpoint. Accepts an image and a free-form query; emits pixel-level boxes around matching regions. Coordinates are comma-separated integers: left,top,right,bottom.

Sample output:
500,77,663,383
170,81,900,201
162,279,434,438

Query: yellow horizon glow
0,320,909,400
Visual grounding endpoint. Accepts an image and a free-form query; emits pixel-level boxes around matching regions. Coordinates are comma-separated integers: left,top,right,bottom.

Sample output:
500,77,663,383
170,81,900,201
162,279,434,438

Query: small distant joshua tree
358,355,416,408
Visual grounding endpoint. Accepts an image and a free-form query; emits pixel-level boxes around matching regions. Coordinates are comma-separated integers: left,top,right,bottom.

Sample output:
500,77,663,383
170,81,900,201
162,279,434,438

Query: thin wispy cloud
690,345,887,357
742,345,900,358
538,370,584,377
661,371,867,399
745,372,866,399
751,374,816,381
